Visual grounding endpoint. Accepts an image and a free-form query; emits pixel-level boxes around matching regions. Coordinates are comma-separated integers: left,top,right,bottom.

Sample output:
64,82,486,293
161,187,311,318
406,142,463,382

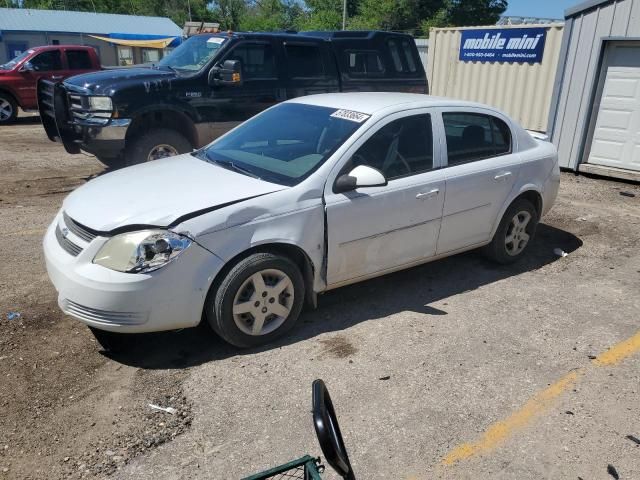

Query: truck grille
68,94,91,121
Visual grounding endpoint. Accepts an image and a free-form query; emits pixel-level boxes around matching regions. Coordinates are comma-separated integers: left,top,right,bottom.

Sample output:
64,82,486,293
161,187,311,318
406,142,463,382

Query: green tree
420,0,508,35
210,0,247,30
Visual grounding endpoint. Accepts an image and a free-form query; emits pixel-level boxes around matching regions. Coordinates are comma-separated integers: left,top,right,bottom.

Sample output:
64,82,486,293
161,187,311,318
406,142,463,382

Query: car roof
285,92,494,115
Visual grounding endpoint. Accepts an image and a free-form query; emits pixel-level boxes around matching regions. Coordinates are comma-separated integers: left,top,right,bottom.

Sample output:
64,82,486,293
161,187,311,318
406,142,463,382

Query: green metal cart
243,379,355,480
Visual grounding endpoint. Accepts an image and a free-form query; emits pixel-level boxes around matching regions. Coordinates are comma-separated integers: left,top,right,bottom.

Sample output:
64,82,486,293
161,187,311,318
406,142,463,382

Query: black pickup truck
38,30,427,167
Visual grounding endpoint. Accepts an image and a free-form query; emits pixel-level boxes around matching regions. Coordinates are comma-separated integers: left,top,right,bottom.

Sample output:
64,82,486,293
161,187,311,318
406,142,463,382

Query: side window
350,114,433,180
345,50,384,76
66,50,92,70
285,43,324,78
227,43,276,80
30,50,62,71
491,117,512,156
443,112,513,165
401,40,417,72
387,39,403,72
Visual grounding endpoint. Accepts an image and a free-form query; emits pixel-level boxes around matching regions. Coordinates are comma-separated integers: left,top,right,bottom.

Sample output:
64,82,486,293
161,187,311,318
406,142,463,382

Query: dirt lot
1,117,639,480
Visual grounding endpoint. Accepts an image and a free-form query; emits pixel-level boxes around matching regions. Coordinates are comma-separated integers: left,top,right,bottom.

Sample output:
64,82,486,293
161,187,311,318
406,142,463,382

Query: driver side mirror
20,61,35,72
334,165,387,194
208,59,243,87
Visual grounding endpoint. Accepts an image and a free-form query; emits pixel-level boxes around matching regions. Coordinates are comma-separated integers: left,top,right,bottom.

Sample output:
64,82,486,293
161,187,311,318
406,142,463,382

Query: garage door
587,45,640,172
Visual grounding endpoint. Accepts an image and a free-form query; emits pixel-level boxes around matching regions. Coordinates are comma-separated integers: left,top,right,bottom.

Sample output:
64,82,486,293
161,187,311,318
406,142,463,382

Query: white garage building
548,0,640,180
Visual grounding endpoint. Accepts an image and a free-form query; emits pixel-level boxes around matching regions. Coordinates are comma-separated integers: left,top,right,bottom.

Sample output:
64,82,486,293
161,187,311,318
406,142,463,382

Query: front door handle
416,188,439,200
494,171,512,181
51,75,63,80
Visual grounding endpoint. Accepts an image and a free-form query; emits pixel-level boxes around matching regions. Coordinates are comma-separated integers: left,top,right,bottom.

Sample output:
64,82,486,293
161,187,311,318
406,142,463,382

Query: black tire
0,92,18,125
124,128,192,166
483,198,539,264
89,326,134,353
206,253,306,348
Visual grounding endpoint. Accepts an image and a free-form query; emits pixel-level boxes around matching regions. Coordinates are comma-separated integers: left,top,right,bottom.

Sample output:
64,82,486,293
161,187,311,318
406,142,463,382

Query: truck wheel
125,128,192,166
206,253,306,348
0,93,18,125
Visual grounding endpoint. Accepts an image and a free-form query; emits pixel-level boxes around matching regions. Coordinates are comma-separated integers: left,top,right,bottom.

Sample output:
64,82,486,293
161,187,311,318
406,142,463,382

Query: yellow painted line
442,329,640,467
442,370,582,466
0,229,46,237
592,330,640,366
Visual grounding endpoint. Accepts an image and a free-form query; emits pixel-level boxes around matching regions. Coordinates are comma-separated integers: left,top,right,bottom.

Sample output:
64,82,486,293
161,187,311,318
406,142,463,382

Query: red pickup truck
0,45,101,124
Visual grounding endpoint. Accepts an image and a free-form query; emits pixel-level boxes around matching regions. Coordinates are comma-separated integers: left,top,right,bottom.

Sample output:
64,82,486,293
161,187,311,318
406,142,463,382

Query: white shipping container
426,24,564,132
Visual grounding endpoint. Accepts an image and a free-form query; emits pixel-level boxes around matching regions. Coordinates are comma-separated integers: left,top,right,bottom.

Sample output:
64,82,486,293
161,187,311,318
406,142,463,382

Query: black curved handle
312,379,355,480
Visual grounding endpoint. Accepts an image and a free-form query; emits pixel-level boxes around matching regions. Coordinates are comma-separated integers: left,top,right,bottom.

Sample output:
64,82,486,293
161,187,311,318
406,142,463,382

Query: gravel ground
1,118,639,480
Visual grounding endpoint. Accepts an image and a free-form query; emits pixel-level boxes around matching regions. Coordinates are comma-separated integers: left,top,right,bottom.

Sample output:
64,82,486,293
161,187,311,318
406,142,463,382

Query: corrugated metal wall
426,24,565,132
414,38,429,74
548,0,640,169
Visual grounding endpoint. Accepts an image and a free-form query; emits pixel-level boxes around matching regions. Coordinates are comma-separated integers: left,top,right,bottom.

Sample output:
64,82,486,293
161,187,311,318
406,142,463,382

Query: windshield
158,35,226,71
197,103,368,186
0,50,32,70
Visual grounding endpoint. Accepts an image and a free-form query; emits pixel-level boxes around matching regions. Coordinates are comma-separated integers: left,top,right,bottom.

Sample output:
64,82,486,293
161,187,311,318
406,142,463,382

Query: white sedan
43,93,560,350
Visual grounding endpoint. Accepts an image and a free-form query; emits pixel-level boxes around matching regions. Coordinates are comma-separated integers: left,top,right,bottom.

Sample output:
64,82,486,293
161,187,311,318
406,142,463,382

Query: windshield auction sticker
207,37,226,45
330,109,370,123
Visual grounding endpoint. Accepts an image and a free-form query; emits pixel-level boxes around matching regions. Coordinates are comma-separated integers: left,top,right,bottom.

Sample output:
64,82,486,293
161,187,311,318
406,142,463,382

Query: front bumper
43,213,224,333
78,119,130,158
38,80,129,158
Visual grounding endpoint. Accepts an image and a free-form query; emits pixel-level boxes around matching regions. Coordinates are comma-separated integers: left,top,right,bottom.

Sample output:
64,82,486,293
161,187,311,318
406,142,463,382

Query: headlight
93,230,192,273
88,96,113,111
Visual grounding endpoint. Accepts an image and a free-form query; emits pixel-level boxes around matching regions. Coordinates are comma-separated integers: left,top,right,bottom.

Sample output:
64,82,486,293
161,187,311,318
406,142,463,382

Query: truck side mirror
209,59,243,87
20,61,35,72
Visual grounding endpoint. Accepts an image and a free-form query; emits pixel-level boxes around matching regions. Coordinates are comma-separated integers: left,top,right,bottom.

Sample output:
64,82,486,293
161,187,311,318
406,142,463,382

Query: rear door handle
494,171,512,181
416,188,439,200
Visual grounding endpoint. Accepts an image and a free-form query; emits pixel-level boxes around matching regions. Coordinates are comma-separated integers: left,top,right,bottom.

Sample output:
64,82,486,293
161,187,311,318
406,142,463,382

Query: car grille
63,212,97,242
55,224,83,257
61,299,148,326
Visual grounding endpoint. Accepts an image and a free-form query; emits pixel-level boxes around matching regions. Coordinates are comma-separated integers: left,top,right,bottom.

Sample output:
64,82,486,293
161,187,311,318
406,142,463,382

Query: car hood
63,67,177,95
63,154,286,232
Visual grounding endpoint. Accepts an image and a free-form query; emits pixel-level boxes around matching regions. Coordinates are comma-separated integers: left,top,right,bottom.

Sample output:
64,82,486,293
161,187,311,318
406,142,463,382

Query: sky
504,0,581,20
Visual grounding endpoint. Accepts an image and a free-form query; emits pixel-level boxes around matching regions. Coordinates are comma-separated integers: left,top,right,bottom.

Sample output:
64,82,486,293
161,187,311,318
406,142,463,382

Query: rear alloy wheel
125,128,192,166
505,210,532,256
207,253,305,348
484,198,538,264
0,93,17,125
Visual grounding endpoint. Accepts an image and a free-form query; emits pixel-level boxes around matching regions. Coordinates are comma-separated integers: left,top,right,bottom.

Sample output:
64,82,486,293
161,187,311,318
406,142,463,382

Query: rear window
285,43,324,78
443,112,513,165
345,50,384,76
67,50,92,70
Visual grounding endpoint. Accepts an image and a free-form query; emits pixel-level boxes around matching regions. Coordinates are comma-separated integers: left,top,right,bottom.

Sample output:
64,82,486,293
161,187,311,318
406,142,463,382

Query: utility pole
342,0,346,30
188,0,192,22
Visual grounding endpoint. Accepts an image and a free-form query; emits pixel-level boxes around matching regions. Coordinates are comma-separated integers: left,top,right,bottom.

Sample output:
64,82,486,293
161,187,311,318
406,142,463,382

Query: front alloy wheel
207,252,305,348
232,269,295,336
0,94,17,124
